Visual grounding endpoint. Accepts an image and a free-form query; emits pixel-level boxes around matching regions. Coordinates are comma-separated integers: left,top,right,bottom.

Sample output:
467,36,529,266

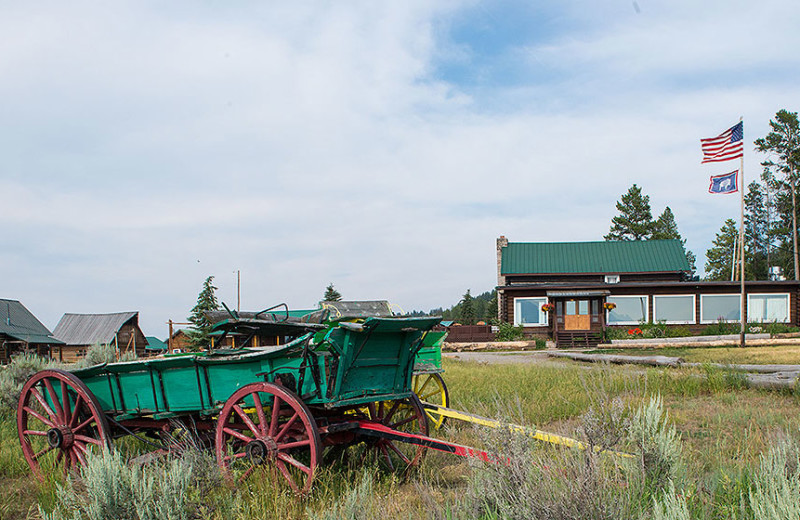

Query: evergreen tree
187,276,221,350
605,184,655,240
485,290,498,322
744,181,769,279
458,289,476,325
755,109,800,279
323,283,342,302
704,219,739,281
652,206,697,275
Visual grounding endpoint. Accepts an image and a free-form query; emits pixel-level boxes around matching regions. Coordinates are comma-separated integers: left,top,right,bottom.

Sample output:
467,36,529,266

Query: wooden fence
445,325,495,343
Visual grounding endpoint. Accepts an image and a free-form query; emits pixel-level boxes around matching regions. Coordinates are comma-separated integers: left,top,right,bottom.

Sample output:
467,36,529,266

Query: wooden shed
52,311,148,362
0,298,63,364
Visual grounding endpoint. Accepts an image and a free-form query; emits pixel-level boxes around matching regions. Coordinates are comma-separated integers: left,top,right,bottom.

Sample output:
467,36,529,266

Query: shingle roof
0,298,63,344
52,312,139,346
501,240,691,275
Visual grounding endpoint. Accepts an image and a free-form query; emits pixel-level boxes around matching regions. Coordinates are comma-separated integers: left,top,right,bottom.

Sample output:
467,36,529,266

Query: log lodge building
496,237,800,348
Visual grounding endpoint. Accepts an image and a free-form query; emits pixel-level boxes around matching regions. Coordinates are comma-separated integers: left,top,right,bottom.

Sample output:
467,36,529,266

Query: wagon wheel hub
46,427,74,449
246,438,278,465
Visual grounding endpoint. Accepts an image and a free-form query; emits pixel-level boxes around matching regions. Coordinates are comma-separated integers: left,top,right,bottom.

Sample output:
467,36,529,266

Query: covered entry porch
547,290,609,348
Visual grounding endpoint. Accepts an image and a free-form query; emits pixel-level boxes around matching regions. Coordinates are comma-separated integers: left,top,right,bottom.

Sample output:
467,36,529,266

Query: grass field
589,344,800,365
2,355,800,519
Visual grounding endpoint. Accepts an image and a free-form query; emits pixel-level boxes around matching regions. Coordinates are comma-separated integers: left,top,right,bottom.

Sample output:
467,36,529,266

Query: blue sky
2,0,800,337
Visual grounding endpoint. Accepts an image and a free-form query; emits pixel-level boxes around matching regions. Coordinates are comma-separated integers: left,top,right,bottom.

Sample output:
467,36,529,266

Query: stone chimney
496,235,509,321
496,235,509,286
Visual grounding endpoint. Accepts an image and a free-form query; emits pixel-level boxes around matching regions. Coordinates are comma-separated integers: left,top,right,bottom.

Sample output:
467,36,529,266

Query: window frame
653,294,696,325
747,293,791,323
700,294,741,324
513,297,549,327
606,295,649,325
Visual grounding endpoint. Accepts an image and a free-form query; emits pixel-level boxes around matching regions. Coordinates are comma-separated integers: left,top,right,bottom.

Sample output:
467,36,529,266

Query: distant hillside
406,289,497,325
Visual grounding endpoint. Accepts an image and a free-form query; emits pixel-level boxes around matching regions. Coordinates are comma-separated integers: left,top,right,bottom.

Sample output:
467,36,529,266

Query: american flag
701,121,743,163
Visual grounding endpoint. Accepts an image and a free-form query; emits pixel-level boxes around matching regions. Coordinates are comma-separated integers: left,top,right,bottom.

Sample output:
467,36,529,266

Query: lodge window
653,295,695,324
607,296,648,325
747,293,790,323
514,297,548,327
700,294,740,323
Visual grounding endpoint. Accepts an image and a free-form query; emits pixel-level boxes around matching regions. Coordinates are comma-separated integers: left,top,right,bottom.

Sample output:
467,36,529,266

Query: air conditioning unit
769,266,785,281
604,275,620,284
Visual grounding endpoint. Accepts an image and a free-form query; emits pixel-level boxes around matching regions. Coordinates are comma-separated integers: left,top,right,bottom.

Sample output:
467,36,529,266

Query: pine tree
744,181,769,279
323,283,342,302
652,206,696,275
704,219,739,281
187,276,221,350
458,290,476,325
605,184,655,241
755,109,800,279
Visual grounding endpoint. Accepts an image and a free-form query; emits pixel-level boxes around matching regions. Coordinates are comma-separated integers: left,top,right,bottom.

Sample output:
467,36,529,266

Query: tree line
705,110,800,281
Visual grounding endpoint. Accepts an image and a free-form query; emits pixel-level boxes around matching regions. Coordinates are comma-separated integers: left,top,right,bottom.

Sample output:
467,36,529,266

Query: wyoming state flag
708,170,738,194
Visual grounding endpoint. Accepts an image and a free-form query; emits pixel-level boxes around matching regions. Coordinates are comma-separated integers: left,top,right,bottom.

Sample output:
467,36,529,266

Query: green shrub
701,319,741,336
0,352,62,412
534,337,547,350
494,322,525,342
652,482,691,520
40,448,201,520
73,343,138,370
627,395,683,488
748,435,800,519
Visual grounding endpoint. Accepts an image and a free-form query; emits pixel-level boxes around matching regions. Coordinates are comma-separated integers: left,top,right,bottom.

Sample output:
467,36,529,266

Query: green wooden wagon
17,314,442,493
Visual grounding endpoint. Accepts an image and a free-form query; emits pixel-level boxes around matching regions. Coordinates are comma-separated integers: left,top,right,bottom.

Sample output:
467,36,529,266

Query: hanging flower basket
541,303,555,312
603,302,617,311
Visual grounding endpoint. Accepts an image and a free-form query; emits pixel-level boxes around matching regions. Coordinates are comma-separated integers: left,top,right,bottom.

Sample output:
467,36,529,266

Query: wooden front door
564,299,591,331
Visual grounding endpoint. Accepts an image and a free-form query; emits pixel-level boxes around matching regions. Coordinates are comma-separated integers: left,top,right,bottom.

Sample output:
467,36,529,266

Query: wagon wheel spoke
237,465,257,483
251,392,268,436
29,388,57,422
366,402,377,421
73,416,96,435
269,394,282,437
23,407,56,428
43,379,65,422
73,441,90,456
32,445,55,461
275,460,302,494
416,376,433,397
233,404,261,438
385,440,412,465
223,427,254,444
69,394,85,428
277,439,311,451
383,401,401,423
420,389,441,401
391,415,418,429
61,381,72,425
222,452,249,465
274,412,300,442
23,429,48,437
74,447,88,467
379,444,394,471
277,452,313,476
74,434,103,447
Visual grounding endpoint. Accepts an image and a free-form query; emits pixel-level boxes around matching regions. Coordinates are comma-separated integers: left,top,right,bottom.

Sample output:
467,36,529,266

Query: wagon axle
46,427,74,450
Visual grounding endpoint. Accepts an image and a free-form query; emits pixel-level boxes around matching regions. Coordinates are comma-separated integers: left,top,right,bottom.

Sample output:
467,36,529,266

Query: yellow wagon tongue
418,402,635,459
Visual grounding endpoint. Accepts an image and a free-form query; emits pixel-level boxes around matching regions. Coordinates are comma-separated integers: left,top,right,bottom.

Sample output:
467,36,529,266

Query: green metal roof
0,299,64,345
145,336,168,350
501,240,691,275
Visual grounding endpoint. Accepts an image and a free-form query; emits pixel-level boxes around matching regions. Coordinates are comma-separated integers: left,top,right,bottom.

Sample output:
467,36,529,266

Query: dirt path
443,350,555,365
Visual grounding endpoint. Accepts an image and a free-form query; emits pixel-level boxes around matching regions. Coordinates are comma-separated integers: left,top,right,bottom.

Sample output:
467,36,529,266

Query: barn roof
501,240,691,275
52,311,139,346
0,298,63,344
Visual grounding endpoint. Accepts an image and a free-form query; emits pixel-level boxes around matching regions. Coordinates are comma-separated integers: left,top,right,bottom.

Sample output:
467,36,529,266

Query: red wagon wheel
215,382,321,494
363,395,428,474
17,369,111,478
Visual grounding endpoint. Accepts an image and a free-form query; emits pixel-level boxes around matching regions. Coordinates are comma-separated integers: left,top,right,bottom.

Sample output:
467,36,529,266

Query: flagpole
739,116,745,348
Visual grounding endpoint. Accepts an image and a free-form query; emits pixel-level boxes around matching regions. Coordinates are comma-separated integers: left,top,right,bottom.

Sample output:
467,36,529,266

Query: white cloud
1,1,799,335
